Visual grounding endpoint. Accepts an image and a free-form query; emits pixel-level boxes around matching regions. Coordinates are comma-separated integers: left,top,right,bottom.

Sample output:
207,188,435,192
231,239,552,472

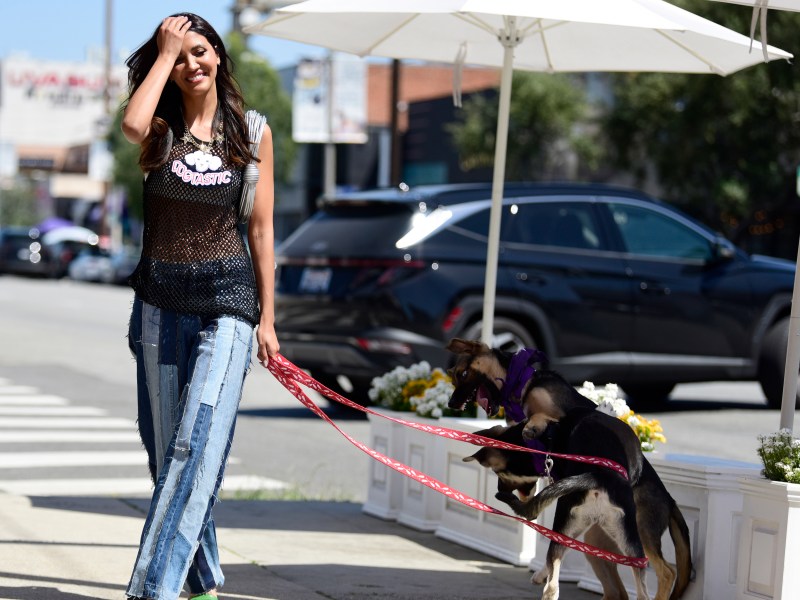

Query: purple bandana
499,348,550,475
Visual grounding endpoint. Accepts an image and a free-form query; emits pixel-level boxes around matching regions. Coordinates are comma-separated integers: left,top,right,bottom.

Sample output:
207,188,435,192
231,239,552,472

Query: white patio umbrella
245,0,791,347
709,0,800,61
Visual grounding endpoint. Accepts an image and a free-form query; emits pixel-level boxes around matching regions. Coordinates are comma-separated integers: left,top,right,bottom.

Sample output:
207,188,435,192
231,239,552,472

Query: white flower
413,378,455,418
578,381,630,418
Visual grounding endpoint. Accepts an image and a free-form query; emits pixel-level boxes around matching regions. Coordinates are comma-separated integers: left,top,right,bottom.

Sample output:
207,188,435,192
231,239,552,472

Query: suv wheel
758,317,800,410
621,383,675,411
459,317,537,353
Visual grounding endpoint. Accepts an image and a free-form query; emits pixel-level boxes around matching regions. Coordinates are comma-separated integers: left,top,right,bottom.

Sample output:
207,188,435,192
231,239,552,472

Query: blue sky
0,1,324,68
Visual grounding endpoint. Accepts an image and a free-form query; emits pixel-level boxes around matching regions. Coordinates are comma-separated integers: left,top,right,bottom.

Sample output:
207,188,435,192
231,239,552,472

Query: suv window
503,201,602,250
282,204,414,255
609,203,712,260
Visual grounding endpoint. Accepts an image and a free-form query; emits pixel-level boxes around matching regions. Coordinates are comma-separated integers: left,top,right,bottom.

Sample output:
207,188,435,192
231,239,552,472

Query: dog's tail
496,472,604,521
668,501,693,599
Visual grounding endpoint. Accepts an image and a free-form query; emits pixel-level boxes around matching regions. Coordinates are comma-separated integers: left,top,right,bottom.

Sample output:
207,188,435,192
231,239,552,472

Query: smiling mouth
187,72,206,83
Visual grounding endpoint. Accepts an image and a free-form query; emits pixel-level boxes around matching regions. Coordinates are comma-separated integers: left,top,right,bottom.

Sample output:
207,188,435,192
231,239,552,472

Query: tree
225,32,296,185
0,181,39,227
603,0,800,246
109,32,296,223
108,107,144,221
447,72,601,181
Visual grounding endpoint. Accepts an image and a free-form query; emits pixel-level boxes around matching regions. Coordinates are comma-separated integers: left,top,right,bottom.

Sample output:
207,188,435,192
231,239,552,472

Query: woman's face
170,31,220,97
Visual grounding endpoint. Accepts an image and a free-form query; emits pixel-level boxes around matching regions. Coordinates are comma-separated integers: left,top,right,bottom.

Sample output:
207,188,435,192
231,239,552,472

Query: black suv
274,182,797,409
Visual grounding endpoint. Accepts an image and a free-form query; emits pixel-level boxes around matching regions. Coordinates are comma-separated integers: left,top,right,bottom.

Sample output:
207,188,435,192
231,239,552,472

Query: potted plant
734,429,800,600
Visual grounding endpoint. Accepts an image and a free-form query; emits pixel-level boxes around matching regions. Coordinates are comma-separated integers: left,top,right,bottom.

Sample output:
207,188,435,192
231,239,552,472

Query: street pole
390,59,401,186
98,0,113,243
779,237,800,433
323,52,336,199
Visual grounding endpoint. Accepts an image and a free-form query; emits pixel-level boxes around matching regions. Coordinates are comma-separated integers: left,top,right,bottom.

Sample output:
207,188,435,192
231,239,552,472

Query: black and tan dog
448,338,692,600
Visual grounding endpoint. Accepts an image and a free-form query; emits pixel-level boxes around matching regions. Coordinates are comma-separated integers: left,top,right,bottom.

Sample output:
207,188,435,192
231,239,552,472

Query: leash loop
264,354,648,569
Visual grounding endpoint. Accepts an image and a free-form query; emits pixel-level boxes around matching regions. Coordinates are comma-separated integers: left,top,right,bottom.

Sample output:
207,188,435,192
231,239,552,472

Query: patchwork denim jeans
126,297,253,600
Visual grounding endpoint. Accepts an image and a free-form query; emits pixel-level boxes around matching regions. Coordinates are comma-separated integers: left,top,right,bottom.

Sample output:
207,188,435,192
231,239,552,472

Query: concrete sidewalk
0,493,600,600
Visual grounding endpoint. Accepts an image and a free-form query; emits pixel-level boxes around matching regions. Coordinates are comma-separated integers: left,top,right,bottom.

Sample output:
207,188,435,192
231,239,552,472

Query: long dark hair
124,13,255,171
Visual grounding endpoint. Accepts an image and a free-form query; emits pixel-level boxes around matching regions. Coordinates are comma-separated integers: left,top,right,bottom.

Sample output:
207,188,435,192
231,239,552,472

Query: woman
121,13,279,600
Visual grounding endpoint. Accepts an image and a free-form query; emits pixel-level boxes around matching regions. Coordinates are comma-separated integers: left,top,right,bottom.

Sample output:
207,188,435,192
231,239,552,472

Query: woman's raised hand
157,16,191,60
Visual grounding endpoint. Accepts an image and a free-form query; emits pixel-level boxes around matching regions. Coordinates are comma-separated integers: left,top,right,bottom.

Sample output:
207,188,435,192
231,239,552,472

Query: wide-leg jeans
126,297,253,600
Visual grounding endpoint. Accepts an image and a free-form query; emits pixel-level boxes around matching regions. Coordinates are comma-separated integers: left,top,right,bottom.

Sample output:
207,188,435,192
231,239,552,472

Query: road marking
0,395,69,405
0,451,148,468
0,451,241,468
0,417,134,429
0,474,287,497
0,406,106,416
0,378,286,499
0,386,40,395
0,430,142,443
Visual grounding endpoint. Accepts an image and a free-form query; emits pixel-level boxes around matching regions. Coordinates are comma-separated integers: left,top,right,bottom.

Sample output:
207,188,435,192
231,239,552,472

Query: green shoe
189,595,217,600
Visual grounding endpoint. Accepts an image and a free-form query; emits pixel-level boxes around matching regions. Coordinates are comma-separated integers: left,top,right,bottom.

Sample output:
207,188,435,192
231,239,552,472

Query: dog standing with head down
447,338,692,600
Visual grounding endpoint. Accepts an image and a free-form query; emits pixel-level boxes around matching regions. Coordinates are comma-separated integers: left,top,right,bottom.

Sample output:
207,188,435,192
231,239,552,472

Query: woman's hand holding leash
257,322,279,368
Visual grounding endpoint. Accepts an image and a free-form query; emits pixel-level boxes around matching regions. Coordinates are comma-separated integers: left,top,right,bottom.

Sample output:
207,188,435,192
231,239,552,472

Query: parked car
0,226,56,277
68,245,140,285
274,182,797,409
0,226,101,278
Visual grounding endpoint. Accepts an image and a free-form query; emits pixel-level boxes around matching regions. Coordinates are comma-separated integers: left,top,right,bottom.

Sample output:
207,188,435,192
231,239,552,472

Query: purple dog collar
500,348,547,419
498,348,550,475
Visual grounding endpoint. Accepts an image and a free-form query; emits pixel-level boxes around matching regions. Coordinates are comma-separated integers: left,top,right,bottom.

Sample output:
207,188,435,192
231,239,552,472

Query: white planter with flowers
363,362,461,527
361,361,540,563
363,365,800,599
734,430,800,600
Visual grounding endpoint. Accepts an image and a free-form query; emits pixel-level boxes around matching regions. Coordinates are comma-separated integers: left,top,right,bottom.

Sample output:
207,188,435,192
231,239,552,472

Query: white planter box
363,410,540,566
395,414,449,531
429,417,540,567
572,453,760,600
362,409,407,521
364,412,798,599
736,477,800,600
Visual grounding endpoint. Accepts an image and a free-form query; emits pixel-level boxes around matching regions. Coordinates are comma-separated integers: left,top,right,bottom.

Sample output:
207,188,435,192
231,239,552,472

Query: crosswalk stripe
0,386,40,395
0,451,148,468
0,430,141,443
0,379,280,500
0,406,106,416
0,395,69,405
0,474,288,497
0,451,241,468
0,417,134,429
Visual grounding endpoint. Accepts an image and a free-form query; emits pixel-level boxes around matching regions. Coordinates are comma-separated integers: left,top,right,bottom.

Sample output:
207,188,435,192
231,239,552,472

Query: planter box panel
737,479,800,600
363,414,406,520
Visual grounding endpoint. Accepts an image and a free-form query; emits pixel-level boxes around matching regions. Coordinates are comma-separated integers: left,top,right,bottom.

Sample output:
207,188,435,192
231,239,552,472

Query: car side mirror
711,237,736,262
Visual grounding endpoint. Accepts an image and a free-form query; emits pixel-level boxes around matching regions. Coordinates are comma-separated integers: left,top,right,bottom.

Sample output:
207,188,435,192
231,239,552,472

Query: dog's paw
495,491,519,507
531,567,549,585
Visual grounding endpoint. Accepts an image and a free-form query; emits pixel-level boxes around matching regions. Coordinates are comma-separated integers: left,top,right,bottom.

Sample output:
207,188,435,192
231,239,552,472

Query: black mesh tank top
128,131,259,326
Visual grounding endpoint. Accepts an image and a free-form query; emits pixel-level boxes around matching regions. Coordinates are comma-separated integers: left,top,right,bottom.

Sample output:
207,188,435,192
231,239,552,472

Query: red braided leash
266,354,648,569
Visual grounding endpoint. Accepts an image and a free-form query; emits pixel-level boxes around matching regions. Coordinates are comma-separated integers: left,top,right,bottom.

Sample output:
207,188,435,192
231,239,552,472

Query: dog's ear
446,338,488,355
474,424,507,438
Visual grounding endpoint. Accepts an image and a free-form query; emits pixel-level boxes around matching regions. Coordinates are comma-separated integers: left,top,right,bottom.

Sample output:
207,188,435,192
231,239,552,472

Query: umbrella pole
779,236,800,432
481,18,518,345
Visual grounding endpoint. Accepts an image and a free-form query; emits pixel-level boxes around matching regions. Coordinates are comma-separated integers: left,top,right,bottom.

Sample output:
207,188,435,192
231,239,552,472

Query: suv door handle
516,272,545,284
639,281,671,295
